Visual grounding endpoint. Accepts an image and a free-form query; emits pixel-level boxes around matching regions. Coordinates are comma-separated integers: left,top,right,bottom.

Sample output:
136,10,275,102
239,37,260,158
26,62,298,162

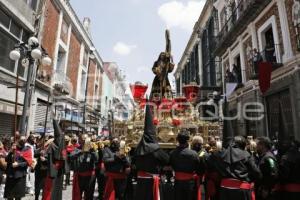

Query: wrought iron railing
216,0,271,53
218,0,253,43
53,72,72,95
246,44,283,80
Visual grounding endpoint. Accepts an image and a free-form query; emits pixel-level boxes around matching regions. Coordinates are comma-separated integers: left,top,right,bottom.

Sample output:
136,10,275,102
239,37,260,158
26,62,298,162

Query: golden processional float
126,30,220,149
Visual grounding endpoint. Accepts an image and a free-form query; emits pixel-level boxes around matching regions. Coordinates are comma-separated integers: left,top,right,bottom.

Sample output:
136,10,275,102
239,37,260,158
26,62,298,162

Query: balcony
94,99,101,112
246,44,283,80
36,69,51,84
215,0,272,55
53,73,72,95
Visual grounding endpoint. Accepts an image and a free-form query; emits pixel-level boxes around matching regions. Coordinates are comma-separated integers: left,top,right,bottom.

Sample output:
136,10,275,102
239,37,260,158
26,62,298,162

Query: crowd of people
0,106,299,200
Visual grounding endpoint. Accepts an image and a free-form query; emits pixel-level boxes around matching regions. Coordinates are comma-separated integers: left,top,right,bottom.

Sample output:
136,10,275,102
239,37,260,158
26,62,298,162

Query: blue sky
70,0,205,89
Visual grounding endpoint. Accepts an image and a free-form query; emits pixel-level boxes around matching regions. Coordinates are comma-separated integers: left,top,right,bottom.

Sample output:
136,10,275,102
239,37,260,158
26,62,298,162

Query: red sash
137,171,160,200
42,161,64,200
175,172,201,200
274,183,300,193
72,170,95,200
221,178,255,200
97,161,105,171
103,172,127,200
53,160,64,170
42,176,53,200
205,172,219,200
72,173,80,200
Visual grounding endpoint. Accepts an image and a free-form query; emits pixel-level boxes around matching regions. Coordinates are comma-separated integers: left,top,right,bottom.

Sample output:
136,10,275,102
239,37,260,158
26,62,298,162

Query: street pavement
23,182,99,200
24,184,73,200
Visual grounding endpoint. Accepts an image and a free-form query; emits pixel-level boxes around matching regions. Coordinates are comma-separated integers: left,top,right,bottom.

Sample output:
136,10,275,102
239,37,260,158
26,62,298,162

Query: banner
259,62,272,94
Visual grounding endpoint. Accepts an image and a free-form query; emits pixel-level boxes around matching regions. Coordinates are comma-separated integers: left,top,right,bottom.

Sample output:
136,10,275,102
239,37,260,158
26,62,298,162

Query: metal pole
19,57,34,135
112,110,114,137
90,114,91,133
43,95,50,136
83,59,91,134
71,106,73,133
14,72,19,140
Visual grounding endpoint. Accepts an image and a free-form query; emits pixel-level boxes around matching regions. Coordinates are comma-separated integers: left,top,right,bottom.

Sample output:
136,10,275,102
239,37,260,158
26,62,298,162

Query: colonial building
174,0,222,119
0,0,40,136
176,0,300,141
214,0,299,141
0,0,134,136
34,0,106,134
102,62,132,136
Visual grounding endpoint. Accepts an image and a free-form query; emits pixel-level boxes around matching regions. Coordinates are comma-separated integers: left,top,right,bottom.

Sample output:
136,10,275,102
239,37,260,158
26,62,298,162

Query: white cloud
113,42,137,56
158,1,205,31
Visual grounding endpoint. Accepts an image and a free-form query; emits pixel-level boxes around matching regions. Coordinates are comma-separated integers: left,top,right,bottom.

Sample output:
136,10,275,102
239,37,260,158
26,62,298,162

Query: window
0,8,31,43
264,27,276,63
233,55,242,84
176,78,180,94
10,21,22,38
22,30,30,43
202,30,210,86
0,8,30,77
258,16,282,64
94,85,98,106
60,19,68,44
0,29,17,73
0,9,10,28
56,47,67,73
82,50,88,67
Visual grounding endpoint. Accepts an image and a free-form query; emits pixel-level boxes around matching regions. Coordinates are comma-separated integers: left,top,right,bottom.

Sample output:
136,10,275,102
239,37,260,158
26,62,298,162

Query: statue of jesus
150,30,175,101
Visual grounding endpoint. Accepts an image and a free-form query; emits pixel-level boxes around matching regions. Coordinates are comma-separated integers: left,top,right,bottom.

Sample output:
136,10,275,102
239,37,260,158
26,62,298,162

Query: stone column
276,0,294,62
249,22,258,50
179,73,183,95
52,11,63,72
229,49,234,70
239,37,247,83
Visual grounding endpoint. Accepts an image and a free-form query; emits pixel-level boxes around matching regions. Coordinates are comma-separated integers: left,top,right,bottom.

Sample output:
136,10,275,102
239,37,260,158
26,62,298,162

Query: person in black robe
169,130,203,200
273,140,300,200
133,103,169,200
217,136,261,200
255,137,278,200
103,138,130,200
95,140,106,200
64,135,73,190
4,136,32,200
71,137,98,200
205,146,223,200
42,120,67,200
34,143,48,200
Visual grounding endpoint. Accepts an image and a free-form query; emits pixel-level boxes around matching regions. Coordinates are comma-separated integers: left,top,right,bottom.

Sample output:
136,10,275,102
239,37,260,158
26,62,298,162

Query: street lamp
9,36,52,136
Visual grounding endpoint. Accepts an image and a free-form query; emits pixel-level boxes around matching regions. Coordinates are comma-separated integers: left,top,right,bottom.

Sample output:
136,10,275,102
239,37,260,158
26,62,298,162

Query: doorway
266,90,294,141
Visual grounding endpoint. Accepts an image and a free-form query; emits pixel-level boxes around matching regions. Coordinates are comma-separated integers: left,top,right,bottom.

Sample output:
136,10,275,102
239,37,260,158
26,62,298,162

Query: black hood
135,101,160,156
221,140,250,164
50,119,66,160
